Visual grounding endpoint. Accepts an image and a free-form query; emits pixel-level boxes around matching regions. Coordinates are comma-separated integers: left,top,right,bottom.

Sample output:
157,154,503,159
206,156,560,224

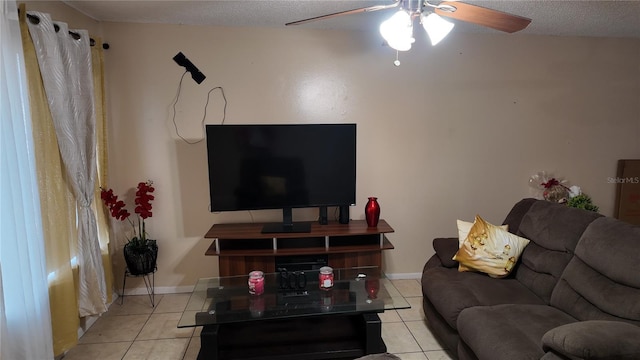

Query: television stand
205,220,395,277
261,221,311,234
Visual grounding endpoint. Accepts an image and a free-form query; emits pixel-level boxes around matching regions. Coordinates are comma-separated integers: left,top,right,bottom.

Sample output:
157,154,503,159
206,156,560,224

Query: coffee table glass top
178,266,410,327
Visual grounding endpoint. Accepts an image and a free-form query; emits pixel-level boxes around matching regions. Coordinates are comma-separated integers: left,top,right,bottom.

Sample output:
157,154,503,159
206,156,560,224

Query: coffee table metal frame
178,266,410,360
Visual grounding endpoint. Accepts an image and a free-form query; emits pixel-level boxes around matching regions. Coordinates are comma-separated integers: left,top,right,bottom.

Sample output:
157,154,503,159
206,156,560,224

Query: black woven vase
123,240,158,276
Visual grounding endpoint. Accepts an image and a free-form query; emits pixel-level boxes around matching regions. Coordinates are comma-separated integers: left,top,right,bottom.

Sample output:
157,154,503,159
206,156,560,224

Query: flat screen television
206,124,356,233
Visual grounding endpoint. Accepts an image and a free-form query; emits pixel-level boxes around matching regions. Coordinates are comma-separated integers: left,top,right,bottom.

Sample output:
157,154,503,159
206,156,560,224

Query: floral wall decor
528,171,598,212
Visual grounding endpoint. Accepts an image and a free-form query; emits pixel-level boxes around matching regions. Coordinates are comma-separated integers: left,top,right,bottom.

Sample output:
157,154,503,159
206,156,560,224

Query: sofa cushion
542,320,640,360
432,237,459,268
501,198,537,234
421,266,545,330
457,304,577,360
550,217,640,325
517,201,602,252
454,215,529,277
422,295,460,353
456,219,509,247
426,199,538,273
514,201,602,303
455,219,510,272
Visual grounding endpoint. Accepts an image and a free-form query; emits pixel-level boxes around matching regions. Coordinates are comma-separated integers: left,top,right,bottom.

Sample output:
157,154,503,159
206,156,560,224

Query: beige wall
16,1,640,289
97,21,638,291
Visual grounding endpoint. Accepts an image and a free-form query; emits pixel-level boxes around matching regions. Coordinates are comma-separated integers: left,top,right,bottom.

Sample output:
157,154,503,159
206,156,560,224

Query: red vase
365,278,380,299
365,197,380,227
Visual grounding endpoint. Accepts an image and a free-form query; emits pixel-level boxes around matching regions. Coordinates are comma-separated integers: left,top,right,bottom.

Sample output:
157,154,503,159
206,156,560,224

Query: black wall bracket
173,52,206,84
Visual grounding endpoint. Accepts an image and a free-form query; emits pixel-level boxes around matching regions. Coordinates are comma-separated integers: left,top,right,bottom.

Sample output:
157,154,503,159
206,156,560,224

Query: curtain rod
18,9,110,50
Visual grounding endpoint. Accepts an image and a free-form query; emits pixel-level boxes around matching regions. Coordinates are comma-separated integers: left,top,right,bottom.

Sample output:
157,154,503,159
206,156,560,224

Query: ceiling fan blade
286,1,400,26
435,1,531,33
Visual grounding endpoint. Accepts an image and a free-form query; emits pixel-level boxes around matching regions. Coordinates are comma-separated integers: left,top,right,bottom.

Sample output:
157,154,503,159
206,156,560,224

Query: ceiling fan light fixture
380,9,415,51
421,12,454,46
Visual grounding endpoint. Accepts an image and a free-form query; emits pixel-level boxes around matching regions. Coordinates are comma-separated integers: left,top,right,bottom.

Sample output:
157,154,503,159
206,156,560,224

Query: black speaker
339,205,350,224
319,206,328,225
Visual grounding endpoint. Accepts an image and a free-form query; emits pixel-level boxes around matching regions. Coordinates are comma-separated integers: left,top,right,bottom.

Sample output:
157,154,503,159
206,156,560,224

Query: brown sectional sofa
421,198,640,360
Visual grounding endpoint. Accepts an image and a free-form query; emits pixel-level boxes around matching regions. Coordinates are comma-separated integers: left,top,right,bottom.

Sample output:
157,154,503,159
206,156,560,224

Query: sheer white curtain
0,1,55,359
27,11,107,315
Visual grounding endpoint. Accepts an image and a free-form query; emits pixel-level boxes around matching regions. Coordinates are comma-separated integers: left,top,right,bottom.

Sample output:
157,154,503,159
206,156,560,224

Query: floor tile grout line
121,340,135,360
133,311,195,342
398,291,436,355
405,319,431,353
72,295,193,359
145,299,187,354
94,293,440,360
182,336,196,360
126,310,154,358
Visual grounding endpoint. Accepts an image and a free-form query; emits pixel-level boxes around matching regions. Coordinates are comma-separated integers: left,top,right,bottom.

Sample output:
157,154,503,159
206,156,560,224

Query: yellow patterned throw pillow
456,219,509,272
453,215,530,278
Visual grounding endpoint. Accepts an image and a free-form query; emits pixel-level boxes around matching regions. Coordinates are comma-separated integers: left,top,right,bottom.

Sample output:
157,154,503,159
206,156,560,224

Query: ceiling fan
286,0,531,55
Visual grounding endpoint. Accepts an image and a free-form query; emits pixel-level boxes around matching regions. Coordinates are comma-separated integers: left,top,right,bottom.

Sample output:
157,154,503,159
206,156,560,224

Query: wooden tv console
205,220,395,276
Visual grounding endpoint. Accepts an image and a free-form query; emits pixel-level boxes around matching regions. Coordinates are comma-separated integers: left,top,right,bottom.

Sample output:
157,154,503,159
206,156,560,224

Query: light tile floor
62,279,454,360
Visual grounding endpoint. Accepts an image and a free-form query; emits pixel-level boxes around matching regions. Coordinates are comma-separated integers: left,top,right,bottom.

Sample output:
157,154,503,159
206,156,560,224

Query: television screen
206,124,356,231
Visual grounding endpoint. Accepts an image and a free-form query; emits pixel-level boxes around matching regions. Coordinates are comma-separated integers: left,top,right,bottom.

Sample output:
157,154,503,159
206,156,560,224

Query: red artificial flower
100,188,132,221
541,178,560,189
100,180,155,247
134,181,155,219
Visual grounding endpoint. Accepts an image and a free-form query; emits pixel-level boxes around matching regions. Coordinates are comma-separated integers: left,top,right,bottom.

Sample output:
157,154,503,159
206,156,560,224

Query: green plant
567,194,599,212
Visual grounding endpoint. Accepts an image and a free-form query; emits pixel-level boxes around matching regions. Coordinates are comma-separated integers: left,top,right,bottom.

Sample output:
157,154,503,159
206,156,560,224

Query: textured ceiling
62,0,640,38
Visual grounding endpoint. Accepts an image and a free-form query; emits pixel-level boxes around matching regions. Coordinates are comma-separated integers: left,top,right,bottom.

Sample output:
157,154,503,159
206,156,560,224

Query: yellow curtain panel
92,36,116,307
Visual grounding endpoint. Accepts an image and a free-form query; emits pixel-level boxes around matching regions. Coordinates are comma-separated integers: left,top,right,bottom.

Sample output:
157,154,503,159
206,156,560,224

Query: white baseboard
384,272,422,280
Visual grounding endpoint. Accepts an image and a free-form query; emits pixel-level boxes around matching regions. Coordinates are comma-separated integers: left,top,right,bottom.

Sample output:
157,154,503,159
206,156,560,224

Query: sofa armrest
542,320,640,360
432,237,459,268
539,353,570,360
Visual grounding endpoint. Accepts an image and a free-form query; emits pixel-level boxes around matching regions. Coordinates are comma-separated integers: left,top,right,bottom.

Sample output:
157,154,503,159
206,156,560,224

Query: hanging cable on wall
171,53,227,145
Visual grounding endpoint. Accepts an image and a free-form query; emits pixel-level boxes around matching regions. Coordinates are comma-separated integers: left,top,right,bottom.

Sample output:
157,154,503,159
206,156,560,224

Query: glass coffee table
178,266,410,360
